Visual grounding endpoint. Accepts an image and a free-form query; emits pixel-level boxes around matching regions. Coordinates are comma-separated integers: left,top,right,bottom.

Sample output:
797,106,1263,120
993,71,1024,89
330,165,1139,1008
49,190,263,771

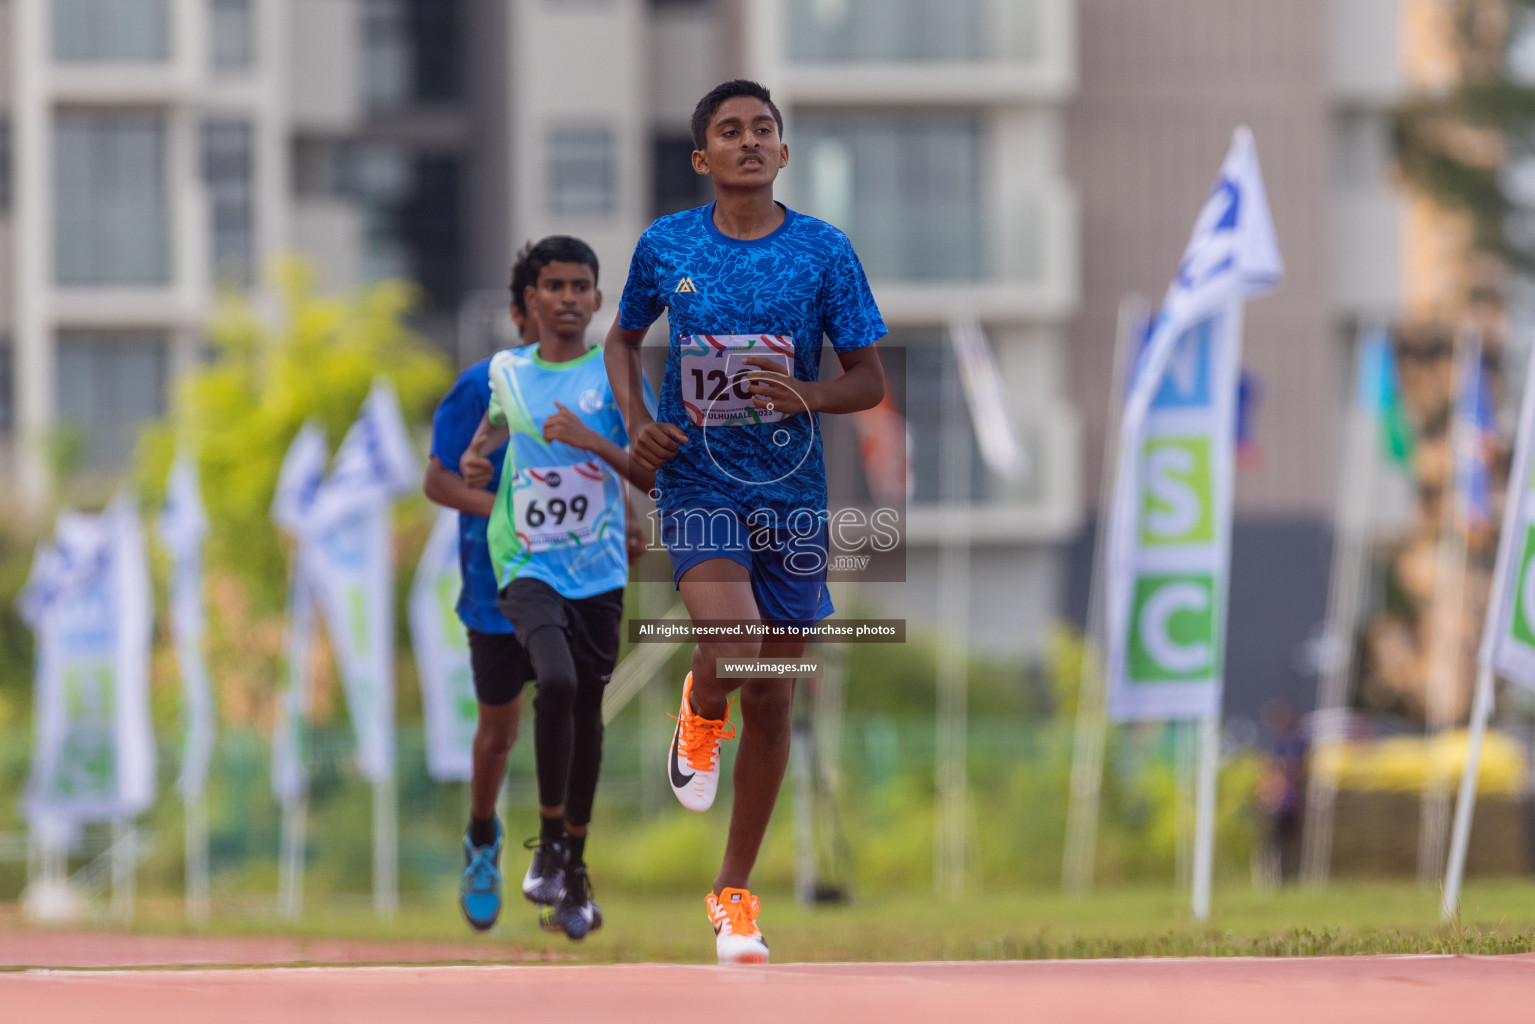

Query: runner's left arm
741,343,886,416
423,456,495,517
542,401,657,492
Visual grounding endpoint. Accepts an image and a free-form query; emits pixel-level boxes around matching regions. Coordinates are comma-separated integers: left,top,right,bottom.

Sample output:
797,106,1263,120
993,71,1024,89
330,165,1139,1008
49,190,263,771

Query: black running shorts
496,578,625,681
467,629,536,706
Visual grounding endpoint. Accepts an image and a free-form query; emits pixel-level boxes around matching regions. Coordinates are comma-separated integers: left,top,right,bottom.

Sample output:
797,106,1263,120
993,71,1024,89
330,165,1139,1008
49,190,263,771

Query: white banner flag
158,454,216,800
947,314,1028,480
19,495,156,828
1106,127,1283,722
271,423,329,805
304,380,419,783
1107,310,1242,720
409,508,480,781
1486,349,1535,688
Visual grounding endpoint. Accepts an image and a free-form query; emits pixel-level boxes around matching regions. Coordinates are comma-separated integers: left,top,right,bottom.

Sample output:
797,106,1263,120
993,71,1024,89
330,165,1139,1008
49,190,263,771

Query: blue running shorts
660,506,834,629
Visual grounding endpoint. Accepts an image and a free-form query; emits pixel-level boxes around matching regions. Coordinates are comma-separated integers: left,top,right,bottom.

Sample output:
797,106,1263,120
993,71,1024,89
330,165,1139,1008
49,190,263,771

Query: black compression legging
524,625,606,828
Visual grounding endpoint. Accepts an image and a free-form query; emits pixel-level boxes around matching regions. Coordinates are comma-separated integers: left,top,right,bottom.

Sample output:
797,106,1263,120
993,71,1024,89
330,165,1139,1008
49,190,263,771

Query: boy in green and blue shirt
461,235,652,939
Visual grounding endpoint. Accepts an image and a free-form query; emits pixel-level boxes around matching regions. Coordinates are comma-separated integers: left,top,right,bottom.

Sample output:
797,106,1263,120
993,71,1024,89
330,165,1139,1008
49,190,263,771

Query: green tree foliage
134,261,452,613
1394,0,1535,273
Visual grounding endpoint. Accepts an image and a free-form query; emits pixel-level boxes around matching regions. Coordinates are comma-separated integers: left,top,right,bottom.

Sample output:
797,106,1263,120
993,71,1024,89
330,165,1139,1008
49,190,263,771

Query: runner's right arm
603,323,688,473
542,400,656,491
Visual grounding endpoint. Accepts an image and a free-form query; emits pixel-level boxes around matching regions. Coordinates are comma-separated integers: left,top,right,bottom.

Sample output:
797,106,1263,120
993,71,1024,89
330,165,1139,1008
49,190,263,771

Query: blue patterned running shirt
617,202,887,519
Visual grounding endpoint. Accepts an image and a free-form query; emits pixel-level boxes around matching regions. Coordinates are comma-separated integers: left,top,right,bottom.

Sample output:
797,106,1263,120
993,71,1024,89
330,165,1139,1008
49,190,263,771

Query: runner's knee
739,679,794,730
526,626,578,716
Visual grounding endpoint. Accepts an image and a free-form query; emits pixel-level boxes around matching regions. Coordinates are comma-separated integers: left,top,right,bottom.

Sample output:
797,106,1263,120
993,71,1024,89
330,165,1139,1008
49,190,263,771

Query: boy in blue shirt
426,240,643,937
463,235,654,939
604,80,887,963
424,243,538,933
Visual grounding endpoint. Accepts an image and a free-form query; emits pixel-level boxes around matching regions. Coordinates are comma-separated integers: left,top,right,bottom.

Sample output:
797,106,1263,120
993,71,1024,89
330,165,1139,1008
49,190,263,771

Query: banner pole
185,793,210,924
1443,659,1494,919
1419,331,1479,884
934,326,973,899
277,797,306,920
373,775,398,920
1063,295,1146,894
110,818,135,924
1191,712,1219,921
1300,328,1384,884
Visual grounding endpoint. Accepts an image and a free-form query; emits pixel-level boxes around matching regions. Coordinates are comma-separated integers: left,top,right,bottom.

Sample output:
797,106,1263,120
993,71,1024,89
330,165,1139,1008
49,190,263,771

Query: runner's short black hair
691,80,784,151
523,235,600,289
508,240,536,331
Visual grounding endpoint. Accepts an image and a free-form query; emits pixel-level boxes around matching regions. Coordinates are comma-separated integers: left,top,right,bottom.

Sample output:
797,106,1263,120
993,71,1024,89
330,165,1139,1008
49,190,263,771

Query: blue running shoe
459,819,503,931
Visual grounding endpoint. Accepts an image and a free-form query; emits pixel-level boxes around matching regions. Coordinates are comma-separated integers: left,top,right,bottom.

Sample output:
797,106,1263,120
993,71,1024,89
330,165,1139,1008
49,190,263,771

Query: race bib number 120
679,334,794,428
513,461,607,553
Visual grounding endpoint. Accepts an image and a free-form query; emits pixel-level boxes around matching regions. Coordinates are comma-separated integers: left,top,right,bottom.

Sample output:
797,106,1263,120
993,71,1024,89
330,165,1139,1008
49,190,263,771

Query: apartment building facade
0,0,513,498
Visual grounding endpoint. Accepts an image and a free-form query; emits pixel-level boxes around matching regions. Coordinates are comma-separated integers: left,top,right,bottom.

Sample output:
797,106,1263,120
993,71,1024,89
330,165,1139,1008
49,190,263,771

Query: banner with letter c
1108,311,1240,720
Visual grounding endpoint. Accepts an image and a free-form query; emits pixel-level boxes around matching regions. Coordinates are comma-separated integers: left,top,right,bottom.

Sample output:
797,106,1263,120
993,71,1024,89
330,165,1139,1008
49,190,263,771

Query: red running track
4,955,1535,1024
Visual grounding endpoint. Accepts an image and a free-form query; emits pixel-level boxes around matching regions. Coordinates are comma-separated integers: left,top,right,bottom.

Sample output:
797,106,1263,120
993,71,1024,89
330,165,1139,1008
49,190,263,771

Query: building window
56,332,167,468
549,128,614,217
397,154,462,310
787,0,1033,63
204,120,254,287
1333,110,1392,189
54,112,171,287
0,340,12,435
210,0,254,71
411,0,460,102
363,0,412,109
792,113,982,281
338,144,463,310
0,119,10,210
900,335,988,504
54,0,170,62
652,134,711,217
364,0,460,109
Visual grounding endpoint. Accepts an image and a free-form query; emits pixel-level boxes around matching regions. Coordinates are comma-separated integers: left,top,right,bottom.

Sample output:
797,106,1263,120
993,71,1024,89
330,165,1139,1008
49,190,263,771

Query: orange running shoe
706,887,769,964
667,672,734,812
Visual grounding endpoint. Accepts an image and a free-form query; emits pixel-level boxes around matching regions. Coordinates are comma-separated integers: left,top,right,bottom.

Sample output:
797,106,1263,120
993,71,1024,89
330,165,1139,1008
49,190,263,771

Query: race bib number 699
512,461,607,553
679,334,794,428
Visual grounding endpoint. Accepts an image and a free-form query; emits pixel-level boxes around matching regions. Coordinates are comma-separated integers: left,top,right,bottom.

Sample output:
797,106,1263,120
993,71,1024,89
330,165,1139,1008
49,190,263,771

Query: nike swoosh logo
713,922,723,935
669,722,695,789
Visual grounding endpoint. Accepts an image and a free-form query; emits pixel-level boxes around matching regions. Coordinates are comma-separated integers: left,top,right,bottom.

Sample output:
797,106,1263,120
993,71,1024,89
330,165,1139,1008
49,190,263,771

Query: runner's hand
634,422,688,471
461,419,496,488
461,448,494,489
742,356,814,414
543,401,601,450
